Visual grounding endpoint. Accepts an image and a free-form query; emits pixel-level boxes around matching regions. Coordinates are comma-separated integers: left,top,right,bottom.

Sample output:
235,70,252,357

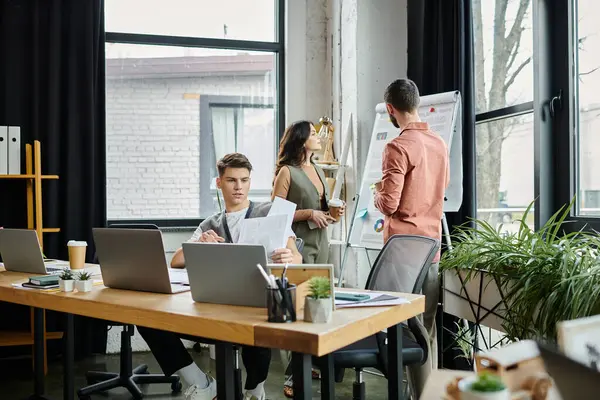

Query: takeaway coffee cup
328,198,345,223
67,240,87,270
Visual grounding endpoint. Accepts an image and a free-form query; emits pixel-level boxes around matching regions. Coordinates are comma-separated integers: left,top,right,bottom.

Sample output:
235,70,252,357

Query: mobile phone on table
335,293,370,302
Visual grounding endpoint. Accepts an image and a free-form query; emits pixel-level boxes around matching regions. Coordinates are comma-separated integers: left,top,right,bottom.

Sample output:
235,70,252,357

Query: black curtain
0,0,107,359
407,0,477,370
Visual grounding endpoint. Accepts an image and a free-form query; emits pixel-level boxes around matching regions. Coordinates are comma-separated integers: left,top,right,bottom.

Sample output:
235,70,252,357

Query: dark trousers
137,326,271,390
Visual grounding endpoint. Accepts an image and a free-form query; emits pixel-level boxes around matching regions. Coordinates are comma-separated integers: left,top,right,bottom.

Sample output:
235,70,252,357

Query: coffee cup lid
328,198,344,207
67,240,88,247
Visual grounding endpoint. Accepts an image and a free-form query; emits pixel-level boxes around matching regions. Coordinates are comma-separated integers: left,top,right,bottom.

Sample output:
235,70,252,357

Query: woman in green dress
272,120,345,397
272,120,339,263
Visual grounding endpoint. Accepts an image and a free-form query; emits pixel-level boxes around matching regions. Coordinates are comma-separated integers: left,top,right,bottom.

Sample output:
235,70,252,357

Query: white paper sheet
238,214,289,257
334,290,410,308
268,197,297,235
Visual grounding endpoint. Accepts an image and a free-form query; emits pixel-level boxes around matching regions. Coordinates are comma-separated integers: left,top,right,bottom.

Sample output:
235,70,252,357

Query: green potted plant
75,270,93,292
458,372,509,400
441,198,600,342
58,268,74,292
304,276,332,323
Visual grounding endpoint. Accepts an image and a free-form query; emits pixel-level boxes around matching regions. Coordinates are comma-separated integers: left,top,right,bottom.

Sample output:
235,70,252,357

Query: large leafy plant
440,198,600,341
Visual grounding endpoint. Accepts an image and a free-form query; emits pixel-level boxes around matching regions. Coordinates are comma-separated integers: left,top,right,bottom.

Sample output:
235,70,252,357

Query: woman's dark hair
275,120,314,176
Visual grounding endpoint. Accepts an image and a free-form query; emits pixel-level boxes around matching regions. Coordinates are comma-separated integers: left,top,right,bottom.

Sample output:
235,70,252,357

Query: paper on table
334,290,410,308
268,197,296,234
238,214,289,257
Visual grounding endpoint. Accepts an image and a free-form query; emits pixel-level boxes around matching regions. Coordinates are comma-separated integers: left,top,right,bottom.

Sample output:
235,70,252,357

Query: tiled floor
1,347,389,399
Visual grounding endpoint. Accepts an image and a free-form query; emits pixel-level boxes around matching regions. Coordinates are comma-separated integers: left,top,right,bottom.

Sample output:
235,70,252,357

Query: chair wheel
172,381,183,393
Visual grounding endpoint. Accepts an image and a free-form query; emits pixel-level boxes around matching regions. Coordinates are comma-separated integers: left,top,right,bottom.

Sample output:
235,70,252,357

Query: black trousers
137,326,271,390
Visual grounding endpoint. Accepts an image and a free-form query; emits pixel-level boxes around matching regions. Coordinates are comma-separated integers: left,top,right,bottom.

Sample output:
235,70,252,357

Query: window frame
199,95,276,216
105,0,285,228
538,0,600,232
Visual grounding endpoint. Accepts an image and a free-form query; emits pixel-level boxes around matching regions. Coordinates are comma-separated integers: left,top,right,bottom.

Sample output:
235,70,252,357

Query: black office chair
332,234,440,400
78,224,182,400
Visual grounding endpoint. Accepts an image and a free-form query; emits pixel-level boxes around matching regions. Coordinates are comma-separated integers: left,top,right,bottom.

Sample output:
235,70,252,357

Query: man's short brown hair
217,153,253,176
384,78,420,112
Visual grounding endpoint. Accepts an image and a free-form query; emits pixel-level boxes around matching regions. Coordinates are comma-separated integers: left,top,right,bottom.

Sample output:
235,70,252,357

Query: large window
574,0,600,217
473,0,534,230
104,1,284,224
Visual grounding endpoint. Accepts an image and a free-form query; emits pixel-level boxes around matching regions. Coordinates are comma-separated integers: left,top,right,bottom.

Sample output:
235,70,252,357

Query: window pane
575,0,600,217
105,0,276,42
105,44,276,220
473,0,533,113
476,113,535,232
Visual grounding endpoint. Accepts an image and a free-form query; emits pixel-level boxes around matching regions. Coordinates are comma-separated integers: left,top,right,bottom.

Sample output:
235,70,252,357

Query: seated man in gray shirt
138,153,302,400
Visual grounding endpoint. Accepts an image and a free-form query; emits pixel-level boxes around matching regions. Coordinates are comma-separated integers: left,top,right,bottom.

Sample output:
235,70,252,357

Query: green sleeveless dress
285,164,330,264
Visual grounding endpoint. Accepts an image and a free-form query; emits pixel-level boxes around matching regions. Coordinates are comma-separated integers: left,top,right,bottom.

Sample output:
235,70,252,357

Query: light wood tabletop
0,267,425,356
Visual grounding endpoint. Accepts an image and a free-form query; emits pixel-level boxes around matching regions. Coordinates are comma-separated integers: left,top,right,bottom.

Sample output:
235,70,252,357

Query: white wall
330,0,408,287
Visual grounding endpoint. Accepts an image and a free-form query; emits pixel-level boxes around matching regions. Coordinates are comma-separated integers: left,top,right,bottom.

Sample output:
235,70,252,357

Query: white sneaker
183,375,217,400
244,392,266,400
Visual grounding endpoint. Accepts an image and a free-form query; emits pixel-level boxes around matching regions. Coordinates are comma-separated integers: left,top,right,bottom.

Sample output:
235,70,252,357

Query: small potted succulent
458,372,510,400
58,268,74,292
304,276,333,323
75,271,93,293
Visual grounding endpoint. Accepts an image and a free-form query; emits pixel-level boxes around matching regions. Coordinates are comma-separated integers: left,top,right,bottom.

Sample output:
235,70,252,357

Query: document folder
7,126,21,175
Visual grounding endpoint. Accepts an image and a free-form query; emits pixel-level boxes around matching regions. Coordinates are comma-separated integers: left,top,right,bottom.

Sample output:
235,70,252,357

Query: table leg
63,313,74,400
29,307,51,400
388,324,404,400
318,354,335,400
291,352,311,400
215,343,235,400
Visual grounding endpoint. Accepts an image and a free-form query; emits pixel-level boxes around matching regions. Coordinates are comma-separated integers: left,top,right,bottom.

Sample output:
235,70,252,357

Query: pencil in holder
266,284,297,323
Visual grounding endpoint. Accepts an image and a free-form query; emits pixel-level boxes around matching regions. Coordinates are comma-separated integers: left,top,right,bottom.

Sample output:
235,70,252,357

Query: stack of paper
335,290,410,308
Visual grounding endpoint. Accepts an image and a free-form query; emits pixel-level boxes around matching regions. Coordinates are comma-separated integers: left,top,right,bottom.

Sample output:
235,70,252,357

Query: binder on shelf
0,126,7,175
8,126,21,175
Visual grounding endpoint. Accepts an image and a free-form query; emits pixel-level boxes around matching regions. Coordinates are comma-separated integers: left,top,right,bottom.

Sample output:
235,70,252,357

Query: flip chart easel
337,91,462,285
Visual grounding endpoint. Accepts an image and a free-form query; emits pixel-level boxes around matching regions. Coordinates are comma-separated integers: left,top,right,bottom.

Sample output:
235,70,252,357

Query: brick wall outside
106,74,274,220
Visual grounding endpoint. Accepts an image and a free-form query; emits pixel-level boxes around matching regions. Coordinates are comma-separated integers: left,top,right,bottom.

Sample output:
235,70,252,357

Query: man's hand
271,248,294,264
198,230,225,243
374,180,383,192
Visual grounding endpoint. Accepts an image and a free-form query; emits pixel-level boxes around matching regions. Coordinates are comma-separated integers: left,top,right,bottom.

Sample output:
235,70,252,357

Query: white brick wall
106,74,272,219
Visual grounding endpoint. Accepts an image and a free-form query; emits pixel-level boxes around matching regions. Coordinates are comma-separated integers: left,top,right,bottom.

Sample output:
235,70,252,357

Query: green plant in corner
77,271,92,281
308,276,331,299
59,268,73,281
440,197,600,342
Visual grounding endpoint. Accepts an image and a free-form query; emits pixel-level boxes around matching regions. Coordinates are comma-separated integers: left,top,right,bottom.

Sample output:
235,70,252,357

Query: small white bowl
458,376,511,400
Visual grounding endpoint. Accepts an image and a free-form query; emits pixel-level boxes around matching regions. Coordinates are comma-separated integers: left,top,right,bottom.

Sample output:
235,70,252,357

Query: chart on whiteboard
348,91,463,250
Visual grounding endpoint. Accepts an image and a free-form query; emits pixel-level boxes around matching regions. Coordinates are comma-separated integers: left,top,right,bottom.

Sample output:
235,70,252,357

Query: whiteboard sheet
349,91,463,249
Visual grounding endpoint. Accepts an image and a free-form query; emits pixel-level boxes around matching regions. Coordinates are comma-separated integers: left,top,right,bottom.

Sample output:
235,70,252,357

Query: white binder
0,126,7,175
8,126,21,175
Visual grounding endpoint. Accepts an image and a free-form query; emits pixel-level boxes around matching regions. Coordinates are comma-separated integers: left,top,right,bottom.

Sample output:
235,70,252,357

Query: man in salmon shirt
373,78,449,393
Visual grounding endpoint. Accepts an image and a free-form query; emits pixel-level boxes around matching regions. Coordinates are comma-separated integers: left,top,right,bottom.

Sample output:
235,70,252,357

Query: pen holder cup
266,284,297,323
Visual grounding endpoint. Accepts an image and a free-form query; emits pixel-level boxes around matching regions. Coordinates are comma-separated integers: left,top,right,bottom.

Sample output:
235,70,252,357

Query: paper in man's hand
238,214,289,257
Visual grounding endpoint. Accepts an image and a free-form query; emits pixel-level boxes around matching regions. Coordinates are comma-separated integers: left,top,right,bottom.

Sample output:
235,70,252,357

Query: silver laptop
182,242,267,307
92,228,189,294
0,229,72,275
538,342,600,399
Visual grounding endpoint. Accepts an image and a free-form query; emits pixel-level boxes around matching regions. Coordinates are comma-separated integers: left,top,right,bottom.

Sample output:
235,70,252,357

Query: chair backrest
295,237,304,253
365,234,440,295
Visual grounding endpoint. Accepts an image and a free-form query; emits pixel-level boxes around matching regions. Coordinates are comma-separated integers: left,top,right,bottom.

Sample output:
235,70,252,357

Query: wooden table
0,268,424,400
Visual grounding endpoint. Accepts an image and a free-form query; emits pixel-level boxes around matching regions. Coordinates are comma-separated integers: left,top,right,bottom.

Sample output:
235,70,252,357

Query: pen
256,264,275,289
282,263,289,288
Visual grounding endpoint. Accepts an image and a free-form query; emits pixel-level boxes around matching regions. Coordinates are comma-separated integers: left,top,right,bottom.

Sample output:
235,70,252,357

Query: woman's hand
310,210,336,228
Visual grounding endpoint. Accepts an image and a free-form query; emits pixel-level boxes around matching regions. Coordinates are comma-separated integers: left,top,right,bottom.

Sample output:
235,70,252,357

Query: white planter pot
75,280,93,293
443,269,508,333
59,279,74,292
458,377,510,400
304,297,333,323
